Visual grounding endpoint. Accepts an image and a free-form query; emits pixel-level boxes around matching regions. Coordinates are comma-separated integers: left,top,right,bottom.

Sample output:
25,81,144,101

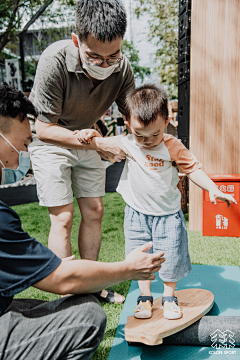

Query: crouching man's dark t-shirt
0,201,61,315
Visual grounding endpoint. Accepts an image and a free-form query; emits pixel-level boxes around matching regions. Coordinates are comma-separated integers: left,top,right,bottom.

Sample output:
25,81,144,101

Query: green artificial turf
12,193,240,359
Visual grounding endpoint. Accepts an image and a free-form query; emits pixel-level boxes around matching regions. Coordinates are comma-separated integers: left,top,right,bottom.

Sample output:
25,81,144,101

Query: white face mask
82,60,119,80
77,37,120,81
0,132,30,185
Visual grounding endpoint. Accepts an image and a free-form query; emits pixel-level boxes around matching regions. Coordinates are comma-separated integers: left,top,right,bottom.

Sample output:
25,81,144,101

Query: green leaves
135,0,178,98
0,0,75,52
122,40,151,82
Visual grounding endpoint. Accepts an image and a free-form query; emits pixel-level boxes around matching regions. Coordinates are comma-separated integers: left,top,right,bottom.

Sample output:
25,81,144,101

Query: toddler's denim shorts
124,205,192,282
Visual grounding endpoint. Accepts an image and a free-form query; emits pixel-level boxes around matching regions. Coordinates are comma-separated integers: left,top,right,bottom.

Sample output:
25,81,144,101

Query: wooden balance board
125,288,214,346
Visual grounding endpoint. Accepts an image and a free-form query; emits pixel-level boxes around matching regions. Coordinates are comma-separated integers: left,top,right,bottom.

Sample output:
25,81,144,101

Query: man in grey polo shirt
29,0,134,303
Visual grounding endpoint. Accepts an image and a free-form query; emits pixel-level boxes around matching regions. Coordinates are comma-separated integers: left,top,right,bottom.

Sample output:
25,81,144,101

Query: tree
0,0,76,83
135,0,178,98
0,1,150,83
122,40,151,82
0,0,76,52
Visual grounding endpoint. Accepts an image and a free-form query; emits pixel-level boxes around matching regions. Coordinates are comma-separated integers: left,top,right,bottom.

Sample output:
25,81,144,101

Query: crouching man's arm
34,242,165,295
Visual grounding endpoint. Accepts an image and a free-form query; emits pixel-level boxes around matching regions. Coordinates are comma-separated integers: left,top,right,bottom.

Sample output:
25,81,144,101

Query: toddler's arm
187,169,237,208
73,129,102,144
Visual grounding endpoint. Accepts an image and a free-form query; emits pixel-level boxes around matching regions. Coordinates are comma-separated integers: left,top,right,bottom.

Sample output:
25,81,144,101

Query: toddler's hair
125,84,168,126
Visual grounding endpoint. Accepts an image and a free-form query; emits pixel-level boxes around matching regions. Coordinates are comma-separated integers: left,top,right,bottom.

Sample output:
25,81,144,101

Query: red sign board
202,175,240,237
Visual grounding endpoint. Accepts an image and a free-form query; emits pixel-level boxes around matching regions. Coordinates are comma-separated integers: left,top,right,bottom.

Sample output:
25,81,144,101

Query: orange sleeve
163,134,202,174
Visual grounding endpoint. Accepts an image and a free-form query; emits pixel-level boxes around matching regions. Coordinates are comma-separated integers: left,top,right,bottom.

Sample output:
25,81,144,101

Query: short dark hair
75,0,127,42
0,83,38,133
125,84,168,126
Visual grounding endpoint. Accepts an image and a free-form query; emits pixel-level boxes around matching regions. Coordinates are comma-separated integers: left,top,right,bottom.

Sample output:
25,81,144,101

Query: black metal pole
19,32,26,91
0,64,3,84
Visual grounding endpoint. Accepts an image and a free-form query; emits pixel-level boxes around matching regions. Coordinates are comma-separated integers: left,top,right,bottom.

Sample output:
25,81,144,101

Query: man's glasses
84,56,123,66
80,42,122,66
75,33,123,67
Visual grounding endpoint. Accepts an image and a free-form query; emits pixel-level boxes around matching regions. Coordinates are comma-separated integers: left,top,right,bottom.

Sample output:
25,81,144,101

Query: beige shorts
30,144,105,207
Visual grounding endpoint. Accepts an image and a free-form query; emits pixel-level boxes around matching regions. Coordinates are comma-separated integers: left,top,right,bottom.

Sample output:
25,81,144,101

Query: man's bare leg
48,203,74,258
77,197,103,261
77,197,125,303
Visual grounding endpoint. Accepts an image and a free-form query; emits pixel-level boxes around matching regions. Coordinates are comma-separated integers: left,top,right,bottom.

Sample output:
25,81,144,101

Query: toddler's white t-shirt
117,133,202,216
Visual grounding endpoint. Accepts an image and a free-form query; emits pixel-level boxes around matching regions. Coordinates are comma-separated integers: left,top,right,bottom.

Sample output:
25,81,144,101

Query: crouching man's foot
162,296,182,319
92,289,125,304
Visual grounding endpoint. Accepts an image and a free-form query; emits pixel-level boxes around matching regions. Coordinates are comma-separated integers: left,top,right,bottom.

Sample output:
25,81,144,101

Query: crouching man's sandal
92,289,125,304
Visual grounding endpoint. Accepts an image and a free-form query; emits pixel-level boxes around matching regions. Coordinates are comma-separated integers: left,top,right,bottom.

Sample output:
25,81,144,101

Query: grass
12,193,240,359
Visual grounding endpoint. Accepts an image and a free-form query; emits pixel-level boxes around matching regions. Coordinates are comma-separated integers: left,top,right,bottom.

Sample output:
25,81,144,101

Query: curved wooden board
125,288,214,346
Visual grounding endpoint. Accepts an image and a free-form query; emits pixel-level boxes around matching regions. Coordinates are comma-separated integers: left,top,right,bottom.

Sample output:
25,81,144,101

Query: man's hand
72,128,134,162
96,151,110,161
93,135,135,162
73,129,102,144
93,135,127,162
62,255,75,261
209,188,237,208
125,242,165,281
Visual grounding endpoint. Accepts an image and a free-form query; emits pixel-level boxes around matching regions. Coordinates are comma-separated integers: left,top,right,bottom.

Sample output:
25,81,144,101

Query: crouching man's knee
70,295,107,358
88,300,107,350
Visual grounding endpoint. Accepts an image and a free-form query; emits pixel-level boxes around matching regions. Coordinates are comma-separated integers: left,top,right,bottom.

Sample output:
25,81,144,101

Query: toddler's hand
209,189,237,208
73,129,102,144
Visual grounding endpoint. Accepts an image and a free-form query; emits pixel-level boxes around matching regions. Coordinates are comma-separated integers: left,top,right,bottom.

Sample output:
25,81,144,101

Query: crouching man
0,84,165,360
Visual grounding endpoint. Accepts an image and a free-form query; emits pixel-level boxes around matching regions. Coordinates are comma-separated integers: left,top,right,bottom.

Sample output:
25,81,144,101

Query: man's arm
34,242,165,295
187,169,237,208
36,119,126,162
36,120,91,149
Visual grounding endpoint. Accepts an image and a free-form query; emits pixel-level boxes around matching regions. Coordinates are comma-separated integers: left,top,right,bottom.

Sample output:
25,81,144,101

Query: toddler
74,84,236,320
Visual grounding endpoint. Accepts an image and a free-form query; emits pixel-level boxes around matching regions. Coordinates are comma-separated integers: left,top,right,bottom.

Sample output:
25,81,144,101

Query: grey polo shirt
29,39,135,146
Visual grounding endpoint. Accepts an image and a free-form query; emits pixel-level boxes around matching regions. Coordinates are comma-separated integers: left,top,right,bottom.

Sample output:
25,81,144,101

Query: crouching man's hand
125,242,165,281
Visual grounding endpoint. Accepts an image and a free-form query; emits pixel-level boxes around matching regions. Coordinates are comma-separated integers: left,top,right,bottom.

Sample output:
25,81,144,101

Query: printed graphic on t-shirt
117,134,202,216
144,155,165,171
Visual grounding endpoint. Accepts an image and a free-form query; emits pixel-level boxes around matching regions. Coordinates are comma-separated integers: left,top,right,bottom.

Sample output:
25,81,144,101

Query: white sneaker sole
134,310,152,319
164,310,182,319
